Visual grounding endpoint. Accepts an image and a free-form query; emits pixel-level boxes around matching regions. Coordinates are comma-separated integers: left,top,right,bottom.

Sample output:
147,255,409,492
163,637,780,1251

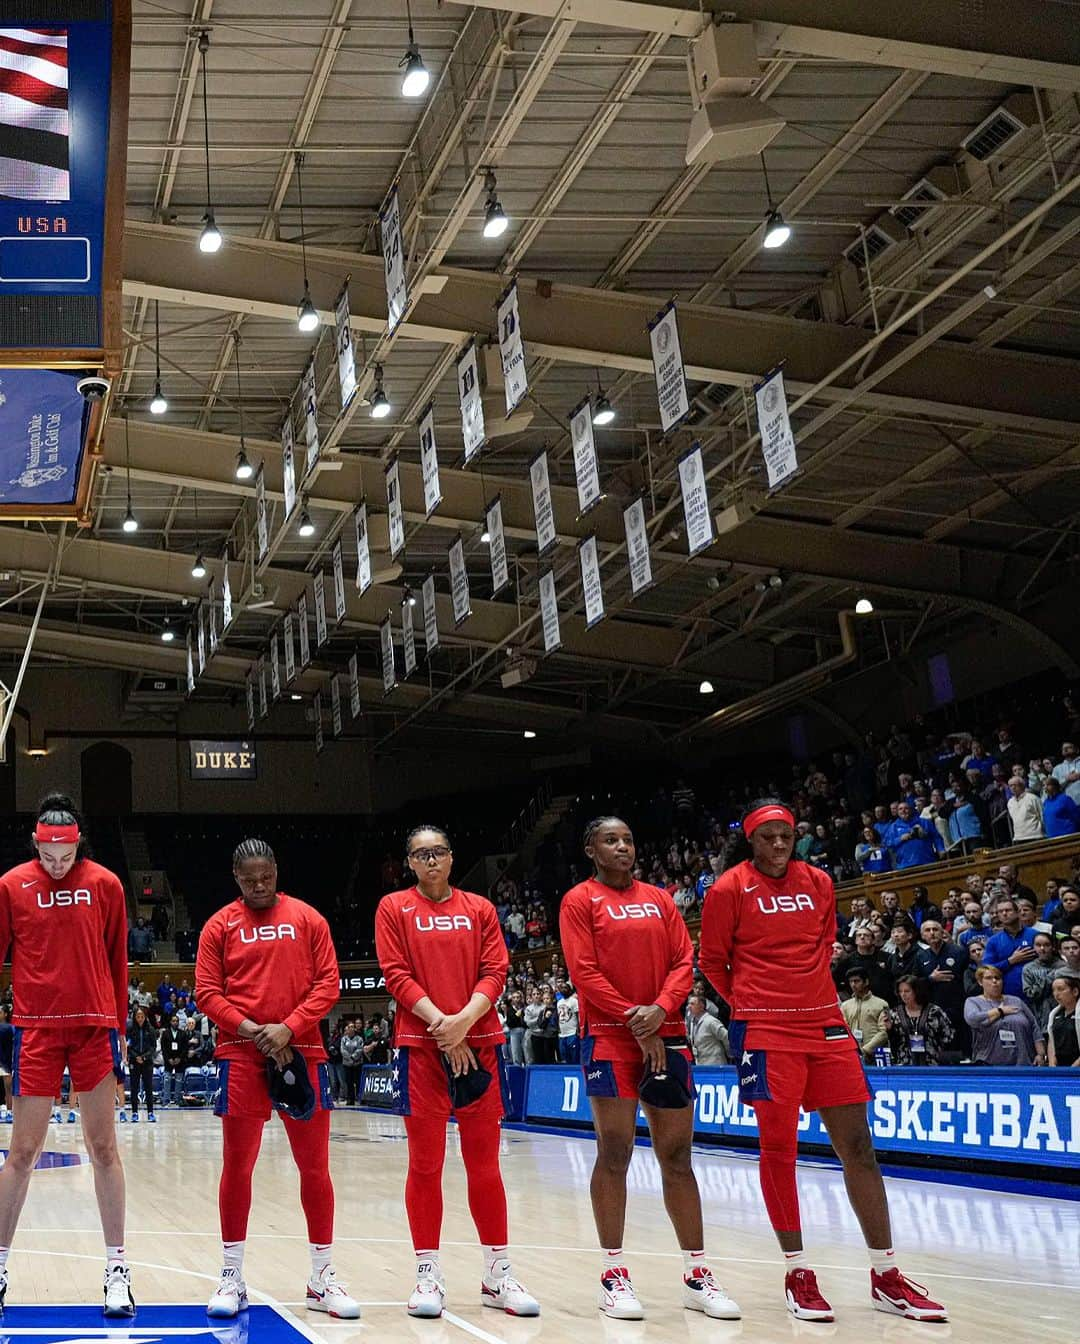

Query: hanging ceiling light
191,554,207,580
190,490,206,577
149,301,168,414
405,588,417,607
480,527,491,544
122,416,138,532
231,332,255,480
592,369,615,426
293,152,320,333
481,168,508,239
399,0,430,98
197,32,223,253
855,597,874,615
234,449,253,480
160,619,176,643
523,730,537,740
298,495,315,538
759,151,791,250
369,364,390,419
699,679,715,694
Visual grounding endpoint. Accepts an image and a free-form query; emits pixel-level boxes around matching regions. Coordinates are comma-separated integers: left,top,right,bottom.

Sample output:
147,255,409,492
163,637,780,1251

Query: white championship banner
348,651,361,717
332,539,346,624
530,450,557,556
539,568,561,653
257,657,268,718
571,397,602,515
486,495,509,595
335,282,357,409
386,456,405,558
254,464,268,561
448,534,471,626
422,572,439,652
649,301,689,434
222,558,234,628
419,403,441,516
187,632,197,697
381,185,407,332
302,357,320,478
457,340,485,462
195,601,206,674
623,495,654,596
269,633,281,701
755,365,799,489
380,615,396,693
678,441,714,555
314,690,324,754
402,597,417,677
579,533,604,628
297,591,311,668
331,675,342,736
281,414,297,518
207,579,219,654
497,280,527,413
354,502,372,594
283,612,296,684
314,570,328,647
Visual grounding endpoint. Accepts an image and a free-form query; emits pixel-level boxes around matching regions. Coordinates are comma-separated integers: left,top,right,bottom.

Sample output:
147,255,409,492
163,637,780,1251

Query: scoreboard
0,1,130,521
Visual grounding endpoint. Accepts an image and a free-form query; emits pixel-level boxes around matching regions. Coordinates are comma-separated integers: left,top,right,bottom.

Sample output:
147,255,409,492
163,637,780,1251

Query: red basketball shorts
580,1033,694,1101
12,1026,121,1097
392,1044,506,1121
730,1020,871,1111
213,1049,333,1121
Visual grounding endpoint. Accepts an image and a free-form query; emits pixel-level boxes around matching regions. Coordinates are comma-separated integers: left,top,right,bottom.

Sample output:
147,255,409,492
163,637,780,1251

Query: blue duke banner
0,370,87,505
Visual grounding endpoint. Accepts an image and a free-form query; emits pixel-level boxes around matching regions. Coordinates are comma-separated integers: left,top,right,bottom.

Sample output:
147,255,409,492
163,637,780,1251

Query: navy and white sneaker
682,1267,741,1319
207,1267,249,1318
103,1264,135,1318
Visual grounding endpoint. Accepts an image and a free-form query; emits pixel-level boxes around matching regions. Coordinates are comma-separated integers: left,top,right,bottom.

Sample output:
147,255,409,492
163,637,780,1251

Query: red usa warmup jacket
375,887,508,1047
195,893,339,1060
0,858,128,1030
559,877,694,1056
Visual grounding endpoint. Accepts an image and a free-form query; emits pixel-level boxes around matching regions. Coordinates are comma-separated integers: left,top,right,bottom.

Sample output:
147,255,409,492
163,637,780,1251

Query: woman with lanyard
1046,971,1080,1066
126,1007,158,1122
886,975,955,1065
0,794,135,1317
559,816,741,1322
964,964,1046,1065
374,825,539,1321
700,799,947,1324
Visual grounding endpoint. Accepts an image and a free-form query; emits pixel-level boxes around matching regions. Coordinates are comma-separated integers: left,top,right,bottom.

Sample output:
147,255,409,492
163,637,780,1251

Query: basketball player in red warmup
560,817,740,1322
195,838,359,1320
0,794,134,1317
375,825,539,1320
700,800,947,1323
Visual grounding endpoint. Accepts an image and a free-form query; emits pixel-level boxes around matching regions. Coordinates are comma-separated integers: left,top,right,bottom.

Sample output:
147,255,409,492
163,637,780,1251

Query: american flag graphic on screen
0,28,69,201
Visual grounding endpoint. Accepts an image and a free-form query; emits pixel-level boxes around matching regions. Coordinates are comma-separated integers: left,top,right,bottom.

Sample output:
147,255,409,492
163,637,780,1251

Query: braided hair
232,837,275,870
34,791,90,858
404,824,451,856
582,815,629,853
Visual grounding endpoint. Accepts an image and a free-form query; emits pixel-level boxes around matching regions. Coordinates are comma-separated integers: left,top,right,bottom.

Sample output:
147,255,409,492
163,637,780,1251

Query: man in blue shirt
983,897,1037,998
962,740,997,782
1042,777,1080,838
883,803,944,869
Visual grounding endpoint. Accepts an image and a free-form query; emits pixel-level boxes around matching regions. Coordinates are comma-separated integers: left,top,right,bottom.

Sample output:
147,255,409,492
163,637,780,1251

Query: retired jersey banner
530,450,557,557
448,534,471,626
269,633,281,701
386,456,405,558
419,403,441,516
314,690,324,754
244,667,254,728
254,464,268,561
579,534,604,629
335,283,357,409
314,571,328,647
755,365,799,489
187,632,197,697
332,539,346,624
486,495,509,596
297,591,311,668
496,280,527,413
257,657,268,718
222,559,234,628
457,341,485,462
380,615,396,694
402,598,417,677
354,502,372,594
539,568,561,654
571,398,602,515
195,601,206,674
679,441,714,556
623,495,653,596
331,675,343,736
302,358,320,479
348,651,361,717
281,414,297,517
207,580,219,655
649,301,689,434
422,573,439,652
283,612,296,684
381,185,406,331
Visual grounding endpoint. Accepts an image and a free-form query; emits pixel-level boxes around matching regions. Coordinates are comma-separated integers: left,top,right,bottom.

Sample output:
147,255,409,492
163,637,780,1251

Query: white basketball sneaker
103,1264,135,1318
481,1273,540,1316
682,1266,742,1319
599,1266,644,1320
207,1267,249,1318
306,1267,360,1319
407,1262,446,1319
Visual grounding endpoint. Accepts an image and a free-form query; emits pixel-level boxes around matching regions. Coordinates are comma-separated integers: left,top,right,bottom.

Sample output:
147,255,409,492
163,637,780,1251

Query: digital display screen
0,27,70,201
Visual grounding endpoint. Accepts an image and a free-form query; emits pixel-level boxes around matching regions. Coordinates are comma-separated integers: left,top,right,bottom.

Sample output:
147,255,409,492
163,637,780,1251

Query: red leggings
403,1111,507,1251
752,1100,802,1234
219,1110,334,1243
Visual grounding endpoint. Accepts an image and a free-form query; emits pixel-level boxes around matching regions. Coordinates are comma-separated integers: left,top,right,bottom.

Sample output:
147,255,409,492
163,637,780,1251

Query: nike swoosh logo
227,920,241,928
744,885,758,892
402,905,415,912
21,880,35,888
591,896,603,902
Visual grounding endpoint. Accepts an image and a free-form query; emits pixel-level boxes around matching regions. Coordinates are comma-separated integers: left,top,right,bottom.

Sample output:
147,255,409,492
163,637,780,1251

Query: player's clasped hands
442,1041,479,1077
624,1003,665,1037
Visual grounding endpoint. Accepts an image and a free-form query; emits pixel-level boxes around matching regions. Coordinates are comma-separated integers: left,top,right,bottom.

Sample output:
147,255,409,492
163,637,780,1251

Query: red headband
34,823,79,845
743,805,795,838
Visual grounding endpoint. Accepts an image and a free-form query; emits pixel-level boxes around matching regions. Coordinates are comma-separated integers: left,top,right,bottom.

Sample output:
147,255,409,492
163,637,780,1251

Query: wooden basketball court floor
4,1108,1075,1343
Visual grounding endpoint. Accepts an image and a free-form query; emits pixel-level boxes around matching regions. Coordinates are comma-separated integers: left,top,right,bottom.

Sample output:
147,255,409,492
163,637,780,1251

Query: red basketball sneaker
785,1268,834,1321
870,1268,948,1321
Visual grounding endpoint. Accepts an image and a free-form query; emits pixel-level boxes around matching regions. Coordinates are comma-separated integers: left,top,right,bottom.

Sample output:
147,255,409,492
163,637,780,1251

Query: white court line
443,1310,511,1344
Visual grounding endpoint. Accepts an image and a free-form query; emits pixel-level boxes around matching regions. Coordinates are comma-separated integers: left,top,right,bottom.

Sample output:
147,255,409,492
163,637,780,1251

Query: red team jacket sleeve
559,889,636,1018
654,902,695,1014
103,872,130,1030
374,898,429,1013
283,912,340,1038
195,917,248,1035
698,872,736,1001
475,900,509,1004
0,878,10,970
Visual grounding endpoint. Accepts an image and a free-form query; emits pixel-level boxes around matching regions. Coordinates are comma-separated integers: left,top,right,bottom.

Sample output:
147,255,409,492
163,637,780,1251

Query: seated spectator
855,827,891,874
836,927,896,1005
1022,932,1065,1030
887,975,955,1065
687,994,730,1065
964,965,1045,1065
883,803,943,868
1051,887,1080,944
1041,777,1080,837
1046,972,1080,1067
983,896,1037,996
840,968,890,1060
1007,777,1043,842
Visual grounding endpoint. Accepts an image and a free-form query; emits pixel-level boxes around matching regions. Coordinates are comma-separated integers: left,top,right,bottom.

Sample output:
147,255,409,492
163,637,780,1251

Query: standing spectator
963,938,988,998
1061,936,1080,975
686,995,730,1065
555,981,580,1064
998,863,1037,905
1051,888,1080,944
836,929,895,1005
531,987,559,1064
503,990,526,1066
1006,778,1043,842
885,921,931,982
918,921,968,1039
159,1015,189,1107
840,970,890,1061
1041,778,1080,837
522,986,543,1064
907,887,941,931
1022,933,1065,1030
1052,742,1080,805
127,1007,157,1123
1046,973,1080,1067
956,899,991,948
983,897,1037,997
339,1021,364,1105
883,804,943,869
964,966,1045,1065
887,976,954,1065
854,827,891,875
0,1005,11,1122
506,907,525,950
325,1022,344,1103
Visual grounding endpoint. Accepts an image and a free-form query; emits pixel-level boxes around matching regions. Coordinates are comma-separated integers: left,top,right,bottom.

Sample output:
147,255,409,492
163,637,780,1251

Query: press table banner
419,403,441,515
496,280,527,413
648,301,689,434
755,365,799,489
360,1065,396,1110
189,740,257,780
524,1065,1080,1167
457,341,485,462
335,283,357,409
